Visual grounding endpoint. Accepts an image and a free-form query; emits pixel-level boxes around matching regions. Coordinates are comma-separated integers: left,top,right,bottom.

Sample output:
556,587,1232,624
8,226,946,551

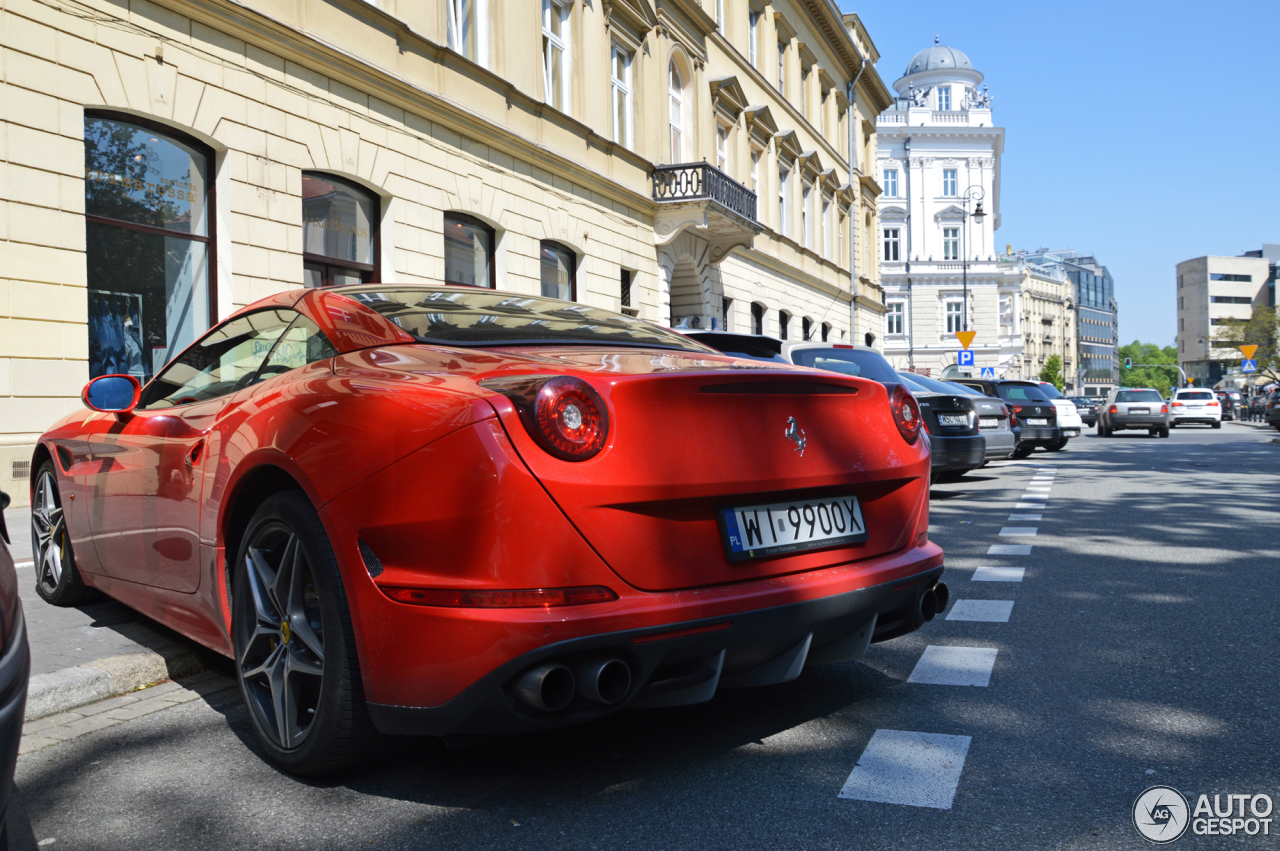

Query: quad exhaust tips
576,657,631,705
918,582,950,622
514,663,576,712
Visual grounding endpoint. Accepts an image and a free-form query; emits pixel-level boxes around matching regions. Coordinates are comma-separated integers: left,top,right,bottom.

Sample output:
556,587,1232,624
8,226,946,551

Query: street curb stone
24,647,207,721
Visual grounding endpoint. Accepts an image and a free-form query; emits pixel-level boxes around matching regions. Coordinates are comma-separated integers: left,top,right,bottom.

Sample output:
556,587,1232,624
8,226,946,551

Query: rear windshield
1116,390,1163,402
1178,391,1215,400
337,287,713,353
902,372,978,396
896,372,931,394
790,347,900,384
996,384,1051,403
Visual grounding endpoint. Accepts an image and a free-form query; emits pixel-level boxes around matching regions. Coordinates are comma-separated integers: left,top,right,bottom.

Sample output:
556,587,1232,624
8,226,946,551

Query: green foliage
1038,354,1064,390
1212,306,1280,384
1117,340,1179,396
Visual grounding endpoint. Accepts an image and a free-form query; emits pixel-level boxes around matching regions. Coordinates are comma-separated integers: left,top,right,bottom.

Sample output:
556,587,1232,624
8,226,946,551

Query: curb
25,647,208,721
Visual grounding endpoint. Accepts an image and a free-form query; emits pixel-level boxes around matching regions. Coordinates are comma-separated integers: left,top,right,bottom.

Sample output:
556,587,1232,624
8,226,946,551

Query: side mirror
82,374,142,414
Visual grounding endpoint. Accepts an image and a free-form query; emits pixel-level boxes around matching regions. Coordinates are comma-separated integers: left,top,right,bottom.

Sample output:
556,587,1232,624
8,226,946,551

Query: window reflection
444,214,494,288
540,242,575,301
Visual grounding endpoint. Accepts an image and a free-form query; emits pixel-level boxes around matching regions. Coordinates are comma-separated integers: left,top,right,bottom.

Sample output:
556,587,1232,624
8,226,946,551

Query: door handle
186,440,205,467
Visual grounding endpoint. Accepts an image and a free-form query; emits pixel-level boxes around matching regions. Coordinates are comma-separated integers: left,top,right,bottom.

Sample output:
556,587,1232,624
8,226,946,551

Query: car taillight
1109,405,1118,413
1161,405,1168,413
890,384,922,444
1000,405,1010,418
480,375,610,461
380,585,618,608
1171,402,1184,407
1207,401,1219,407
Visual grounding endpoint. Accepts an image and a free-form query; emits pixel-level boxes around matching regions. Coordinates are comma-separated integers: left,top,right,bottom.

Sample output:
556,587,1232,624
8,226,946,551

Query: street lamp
959,186,986,332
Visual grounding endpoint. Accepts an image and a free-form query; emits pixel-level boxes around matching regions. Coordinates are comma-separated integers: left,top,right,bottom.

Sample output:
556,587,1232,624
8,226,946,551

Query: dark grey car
900,371,1016,461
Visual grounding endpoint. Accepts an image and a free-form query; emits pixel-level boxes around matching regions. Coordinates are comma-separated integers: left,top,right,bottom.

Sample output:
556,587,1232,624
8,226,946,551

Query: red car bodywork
36,286,943,735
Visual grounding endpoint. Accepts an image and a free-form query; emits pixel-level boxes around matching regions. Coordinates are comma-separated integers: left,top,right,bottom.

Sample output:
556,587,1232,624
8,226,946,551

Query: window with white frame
777,40,786,92
716,124,729,173
748,9,759,66
945,300,963,333
886,301,904,336
542,0,570,112
822,195,832,259
820,90,828,137
668,61,684,162
943,226,959,260
800,68,809,118
750,149,760,191
837,210,845,263
715,0,724,29
778,166,791,238
801,182,812,249
942,168,957,196
882,168,898,197
611,44,633,149
883,227,900,262
999,295,1013,335
937,85,951,110
446,0,485,64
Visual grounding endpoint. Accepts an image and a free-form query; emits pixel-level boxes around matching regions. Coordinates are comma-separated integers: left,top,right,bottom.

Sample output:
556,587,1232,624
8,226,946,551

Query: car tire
1160,428,1170,438
1046,437,1068,452
1212,420,1221,429
31,460,95,607
1011,444,1034,459
232,490,376,777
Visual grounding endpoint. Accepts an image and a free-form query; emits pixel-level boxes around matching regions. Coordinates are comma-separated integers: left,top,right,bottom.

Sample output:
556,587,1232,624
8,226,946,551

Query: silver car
1098,388,1170,438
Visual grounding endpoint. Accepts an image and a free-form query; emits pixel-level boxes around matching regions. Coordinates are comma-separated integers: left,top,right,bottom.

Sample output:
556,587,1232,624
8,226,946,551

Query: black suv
948,379,1061,459
1068,396,1100,426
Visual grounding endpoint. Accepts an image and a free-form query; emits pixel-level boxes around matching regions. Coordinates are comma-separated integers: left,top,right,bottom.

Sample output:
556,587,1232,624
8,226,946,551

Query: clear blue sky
844,0,1280,347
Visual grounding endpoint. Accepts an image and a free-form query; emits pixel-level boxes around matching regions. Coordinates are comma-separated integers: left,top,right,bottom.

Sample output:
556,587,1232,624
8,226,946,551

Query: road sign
980,367,995,379
1240,345,1258,360
1242,359,1258,373
958,349,975,367
955,331,976,349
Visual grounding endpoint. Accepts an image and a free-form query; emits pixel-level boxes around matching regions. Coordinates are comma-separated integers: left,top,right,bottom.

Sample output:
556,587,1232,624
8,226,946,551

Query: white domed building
875,40,1030,377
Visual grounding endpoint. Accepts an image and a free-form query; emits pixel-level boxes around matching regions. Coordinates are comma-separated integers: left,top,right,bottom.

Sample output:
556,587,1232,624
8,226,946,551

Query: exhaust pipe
514,663,575,712
576,657,632,705
934,582,950,613
917,581,950,623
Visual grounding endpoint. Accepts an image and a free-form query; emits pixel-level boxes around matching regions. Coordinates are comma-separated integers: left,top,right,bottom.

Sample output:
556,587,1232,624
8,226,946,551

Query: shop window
302,173,379,288
443,213,496,288
84,114,214,381
540,241,576,301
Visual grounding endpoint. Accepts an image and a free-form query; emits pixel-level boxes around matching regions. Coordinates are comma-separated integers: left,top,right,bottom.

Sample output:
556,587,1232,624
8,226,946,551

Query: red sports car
32,285,944,775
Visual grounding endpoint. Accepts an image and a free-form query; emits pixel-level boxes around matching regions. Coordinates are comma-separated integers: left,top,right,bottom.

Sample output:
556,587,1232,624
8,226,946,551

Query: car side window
256,316,338,378
139,310,298,410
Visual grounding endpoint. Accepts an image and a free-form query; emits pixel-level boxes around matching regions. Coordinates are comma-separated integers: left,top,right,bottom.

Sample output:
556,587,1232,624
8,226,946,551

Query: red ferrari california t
32,284,944,775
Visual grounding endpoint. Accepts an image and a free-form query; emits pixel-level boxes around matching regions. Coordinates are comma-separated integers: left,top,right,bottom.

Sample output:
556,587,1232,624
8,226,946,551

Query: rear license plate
720,494,868,562
939,414,969,427
1130,408,1149,414
1026,418,1048,426
979,417,998,428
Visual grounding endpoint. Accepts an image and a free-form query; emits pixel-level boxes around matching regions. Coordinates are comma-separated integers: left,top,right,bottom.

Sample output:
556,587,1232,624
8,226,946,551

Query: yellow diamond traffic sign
955,331,976,350
1240,344,1258,360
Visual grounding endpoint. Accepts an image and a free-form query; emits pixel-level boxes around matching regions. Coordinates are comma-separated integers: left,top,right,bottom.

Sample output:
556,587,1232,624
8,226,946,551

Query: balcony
652,162,763,258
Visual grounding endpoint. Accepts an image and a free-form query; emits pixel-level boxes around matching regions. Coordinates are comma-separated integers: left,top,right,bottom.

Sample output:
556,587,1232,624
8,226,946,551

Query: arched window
821,321,832,342
443,213,495,288
779,309,790,340
802,316,812,341
302,173,379,287
865,332,876,347
84,113,214,381
540,241,576,301
751,302,765,335
668,60,685,162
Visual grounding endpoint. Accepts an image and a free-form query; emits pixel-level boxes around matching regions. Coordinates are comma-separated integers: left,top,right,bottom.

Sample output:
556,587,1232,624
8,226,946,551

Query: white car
1036,382,1083,447
1169,388,1222,428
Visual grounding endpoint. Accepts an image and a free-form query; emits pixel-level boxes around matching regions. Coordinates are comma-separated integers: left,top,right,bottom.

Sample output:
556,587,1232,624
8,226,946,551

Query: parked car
1035,382,1083,447
0,492,30,847
1098,388,1170,437
1214,389,1241,421
1249,394,1267,421
1265,391,1280,430
1068,396,1100,426
948,378,1062,459
1169,388,1222,428
893,372,987,479
898,371,1016,462
34,287,946,776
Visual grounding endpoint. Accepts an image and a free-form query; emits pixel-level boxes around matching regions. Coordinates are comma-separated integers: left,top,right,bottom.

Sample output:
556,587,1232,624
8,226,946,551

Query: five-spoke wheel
31,460,91,606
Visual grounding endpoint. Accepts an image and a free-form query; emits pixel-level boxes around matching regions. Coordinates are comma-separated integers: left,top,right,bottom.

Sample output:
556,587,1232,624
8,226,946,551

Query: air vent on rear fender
11,460,29,481
700,381,858,395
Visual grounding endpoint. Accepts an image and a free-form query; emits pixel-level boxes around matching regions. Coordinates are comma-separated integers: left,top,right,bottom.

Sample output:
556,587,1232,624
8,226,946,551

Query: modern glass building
1024,249,1119,396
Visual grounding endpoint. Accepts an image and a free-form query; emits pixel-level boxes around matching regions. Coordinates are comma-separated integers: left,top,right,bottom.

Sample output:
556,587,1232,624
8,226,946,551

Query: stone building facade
0,0,893,505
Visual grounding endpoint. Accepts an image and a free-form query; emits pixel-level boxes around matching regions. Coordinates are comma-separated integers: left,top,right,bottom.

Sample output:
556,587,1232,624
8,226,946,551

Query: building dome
905,43,974,77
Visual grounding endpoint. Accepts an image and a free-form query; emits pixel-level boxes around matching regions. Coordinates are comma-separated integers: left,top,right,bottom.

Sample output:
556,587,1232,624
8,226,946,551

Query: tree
1117,340,1179,397
1212,306,1280,385
1038,354,1064,390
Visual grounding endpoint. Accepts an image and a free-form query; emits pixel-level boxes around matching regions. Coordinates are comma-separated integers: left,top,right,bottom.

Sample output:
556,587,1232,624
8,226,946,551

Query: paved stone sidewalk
19,669,238,755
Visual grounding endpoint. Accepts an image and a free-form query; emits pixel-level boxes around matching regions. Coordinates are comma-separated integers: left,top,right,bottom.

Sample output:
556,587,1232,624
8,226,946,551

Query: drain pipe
848,60,867,343
904,136,914,368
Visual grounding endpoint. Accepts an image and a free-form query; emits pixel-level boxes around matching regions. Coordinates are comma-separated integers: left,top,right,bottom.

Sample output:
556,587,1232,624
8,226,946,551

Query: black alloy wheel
232,491,375,776
31,461,93,606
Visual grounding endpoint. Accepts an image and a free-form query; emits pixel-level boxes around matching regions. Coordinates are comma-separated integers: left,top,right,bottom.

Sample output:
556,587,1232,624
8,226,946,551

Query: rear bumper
1109,416,1169,429
928,434,986,471
1170,414,1219,424
1017,425,1061,445
978,428,1016,459
366,546,945,737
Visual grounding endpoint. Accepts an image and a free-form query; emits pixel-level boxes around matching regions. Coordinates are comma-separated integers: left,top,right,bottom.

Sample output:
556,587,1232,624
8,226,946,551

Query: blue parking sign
958,349,974,366
1242,359,1257,373
980,367,995,379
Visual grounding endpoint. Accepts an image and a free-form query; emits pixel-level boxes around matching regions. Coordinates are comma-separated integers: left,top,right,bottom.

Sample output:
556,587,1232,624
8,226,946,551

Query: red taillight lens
1171,402,1184,407
1207,401,1219,407
1160,405,1168,413
1109,405,1118,413
890,384,922,444
380,585,618,608
481,375,610,461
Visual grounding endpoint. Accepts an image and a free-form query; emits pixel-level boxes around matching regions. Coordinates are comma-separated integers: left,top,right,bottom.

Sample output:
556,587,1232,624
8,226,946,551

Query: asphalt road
11,423,1280,850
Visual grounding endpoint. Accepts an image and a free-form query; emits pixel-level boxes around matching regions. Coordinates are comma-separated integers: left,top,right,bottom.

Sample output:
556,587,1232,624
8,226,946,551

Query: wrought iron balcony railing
652,162,757,223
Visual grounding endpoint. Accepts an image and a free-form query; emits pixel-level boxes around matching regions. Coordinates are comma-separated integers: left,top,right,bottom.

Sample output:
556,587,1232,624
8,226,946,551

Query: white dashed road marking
907,646,999,686
999,526,1037,536
946,600,1015,622
838,730,972,810
1015,502,1046,510
1008,513,1042,521
972,566,1024,582
988,544,1031,556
